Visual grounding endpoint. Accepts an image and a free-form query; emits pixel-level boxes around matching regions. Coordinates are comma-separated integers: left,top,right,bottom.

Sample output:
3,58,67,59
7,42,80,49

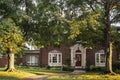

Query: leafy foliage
0,18,24,54
21,0,70,47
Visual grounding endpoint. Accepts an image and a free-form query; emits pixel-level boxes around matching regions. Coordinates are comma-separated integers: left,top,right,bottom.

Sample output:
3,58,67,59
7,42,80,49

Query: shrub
112,61,120,72
87,65,105,72
50,67,61,71
45,65,51,70
62,65,74,71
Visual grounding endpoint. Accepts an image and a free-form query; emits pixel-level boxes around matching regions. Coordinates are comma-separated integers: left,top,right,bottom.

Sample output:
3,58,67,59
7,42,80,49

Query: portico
70,44,86,71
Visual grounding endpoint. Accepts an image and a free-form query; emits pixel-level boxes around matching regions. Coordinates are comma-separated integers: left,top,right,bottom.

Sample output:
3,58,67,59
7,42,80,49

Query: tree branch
111,13,120,23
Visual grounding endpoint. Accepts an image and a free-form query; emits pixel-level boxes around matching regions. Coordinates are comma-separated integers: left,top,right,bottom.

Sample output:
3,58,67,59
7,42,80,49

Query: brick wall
22,44,118,67
0,56,8,67
86,48,118,67
40,44,71,67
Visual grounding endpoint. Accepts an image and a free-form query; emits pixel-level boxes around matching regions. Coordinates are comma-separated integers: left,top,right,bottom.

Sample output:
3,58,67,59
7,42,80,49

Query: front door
75,54,81,66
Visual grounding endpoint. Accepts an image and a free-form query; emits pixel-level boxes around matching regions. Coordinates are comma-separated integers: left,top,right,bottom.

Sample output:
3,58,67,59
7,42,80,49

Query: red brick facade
0,44,119,67
86,48,118,67
0,56,8,67
39,44,71,67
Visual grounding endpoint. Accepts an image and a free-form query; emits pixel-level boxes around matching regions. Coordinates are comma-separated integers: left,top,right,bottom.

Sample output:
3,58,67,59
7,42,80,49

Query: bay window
48,50,62,66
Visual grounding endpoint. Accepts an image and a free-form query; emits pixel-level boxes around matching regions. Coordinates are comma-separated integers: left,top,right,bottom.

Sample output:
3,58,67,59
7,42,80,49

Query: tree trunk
104,1,112,74
6,53,15,72
105,47,110,73
104,25,111,73
105,41,115,74
109,42,116,74
109,42,113,73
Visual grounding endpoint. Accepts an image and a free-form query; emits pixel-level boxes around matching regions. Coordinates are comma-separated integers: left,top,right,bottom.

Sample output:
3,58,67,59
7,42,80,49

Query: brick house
0,43,119,71
22,43,118,70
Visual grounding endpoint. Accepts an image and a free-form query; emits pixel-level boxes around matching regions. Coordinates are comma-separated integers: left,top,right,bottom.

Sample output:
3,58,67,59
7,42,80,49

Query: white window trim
26,55,39,66
95,52,105,67
48,52,62,66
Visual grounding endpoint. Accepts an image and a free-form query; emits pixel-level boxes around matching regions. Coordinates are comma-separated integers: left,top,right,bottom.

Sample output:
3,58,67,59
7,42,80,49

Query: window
100,54,105,63
53,54,57,63
26,55,39,66
49,54,51,63
95,50,105,67
48,50,62,66
58,54,61,63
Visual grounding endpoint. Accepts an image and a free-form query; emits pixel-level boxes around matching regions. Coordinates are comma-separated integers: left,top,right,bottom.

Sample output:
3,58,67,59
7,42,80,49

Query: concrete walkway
22,70,84,80
22,73,67,80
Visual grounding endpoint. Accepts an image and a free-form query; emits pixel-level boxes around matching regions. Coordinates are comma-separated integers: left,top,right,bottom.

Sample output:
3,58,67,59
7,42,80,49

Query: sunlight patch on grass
0,70,37,79
46,73,120,80
0,67,59,80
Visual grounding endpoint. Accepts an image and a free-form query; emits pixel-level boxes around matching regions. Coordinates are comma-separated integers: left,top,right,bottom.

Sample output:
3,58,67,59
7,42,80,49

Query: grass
1,66,120,80
0,68,37,80
0,66,67,80
46,72,120,80
0,71,36,80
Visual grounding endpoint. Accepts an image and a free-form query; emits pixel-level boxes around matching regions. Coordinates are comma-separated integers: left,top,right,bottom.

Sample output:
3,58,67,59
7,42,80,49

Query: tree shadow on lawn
0,76,19,80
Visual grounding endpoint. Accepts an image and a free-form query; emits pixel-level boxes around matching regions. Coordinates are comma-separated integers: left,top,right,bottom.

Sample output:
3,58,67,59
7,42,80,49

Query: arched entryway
70,44,86,69
75,54,82,66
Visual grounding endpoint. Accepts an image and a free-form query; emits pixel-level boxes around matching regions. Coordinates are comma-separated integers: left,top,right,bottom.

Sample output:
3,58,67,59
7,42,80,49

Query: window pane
96,54,99,63
26,55,38,66
48,50,62,66
100,54,105,63
53,54,57,63
59,54,61,63
50,54,51,63
35,55,38,65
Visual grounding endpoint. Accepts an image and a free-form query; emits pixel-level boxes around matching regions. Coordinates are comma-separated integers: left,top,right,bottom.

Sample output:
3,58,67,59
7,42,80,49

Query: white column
61,54,62,66
51,53,53,66
57,54,59,64
71,48,74,66
83,49,86,68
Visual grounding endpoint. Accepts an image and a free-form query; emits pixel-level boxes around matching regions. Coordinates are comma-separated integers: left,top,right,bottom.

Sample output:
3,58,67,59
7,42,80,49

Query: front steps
72,67,86,73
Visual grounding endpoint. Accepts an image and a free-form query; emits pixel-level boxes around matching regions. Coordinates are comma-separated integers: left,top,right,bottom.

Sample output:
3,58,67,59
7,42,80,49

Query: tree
0,18,24,72
20,0,70,47
0,0,26,72
65,0,120,73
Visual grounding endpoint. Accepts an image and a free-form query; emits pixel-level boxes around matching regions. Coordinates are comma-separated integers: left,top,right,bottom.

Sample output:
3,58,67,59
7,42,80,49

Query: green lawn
1,67,120,80
0,68,37,80
0,70,36,80
0,66,66,80
46,73,120,80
